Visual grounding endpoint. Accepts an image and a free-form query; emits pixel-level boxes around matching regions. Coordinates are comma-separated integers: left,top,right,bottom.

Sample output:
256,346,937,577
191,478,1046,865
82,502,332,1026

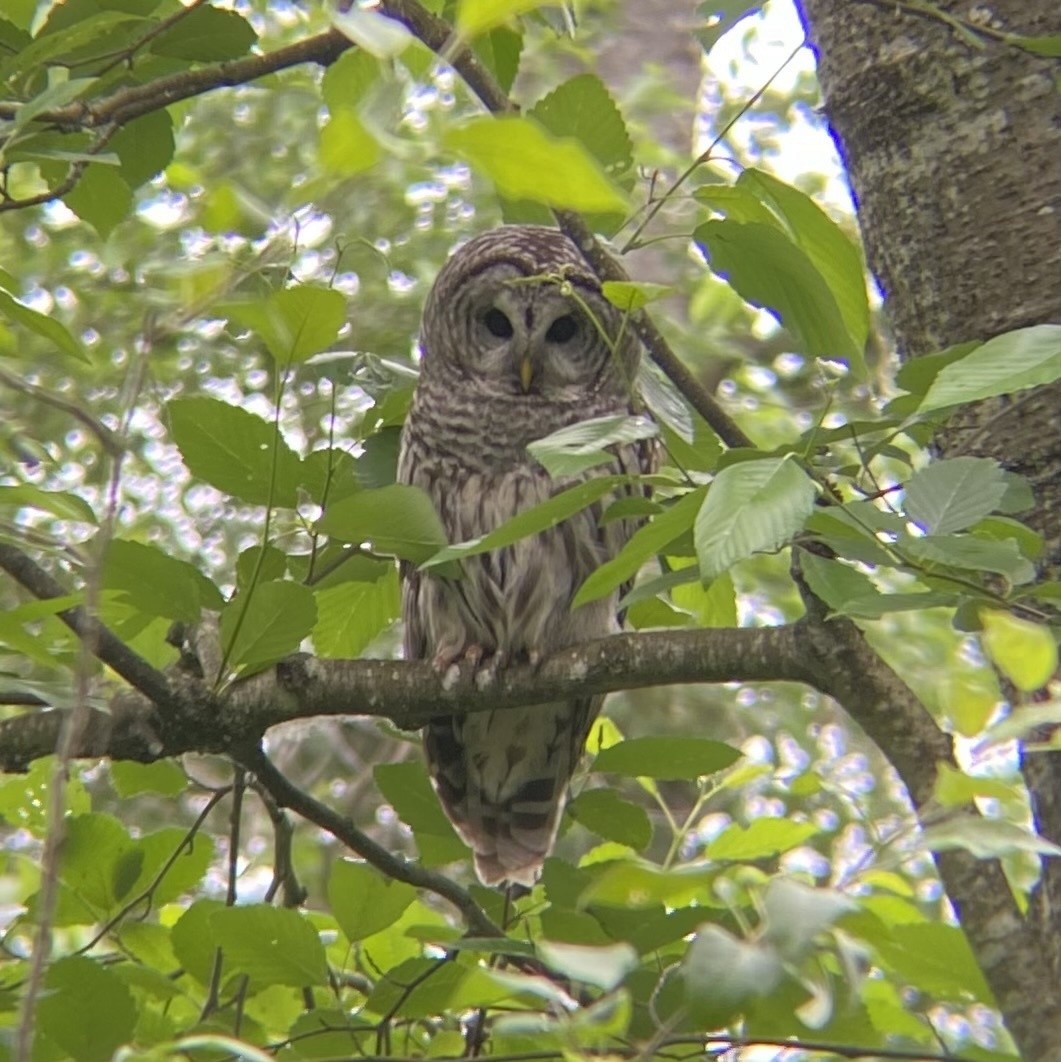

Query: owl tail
424,700,597,887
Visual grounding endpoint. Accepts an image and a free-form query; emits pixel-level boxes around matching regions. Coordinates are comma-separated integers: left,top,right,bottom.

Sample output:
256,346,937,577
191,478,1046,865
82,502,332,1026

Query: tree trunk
795,1,1061,1058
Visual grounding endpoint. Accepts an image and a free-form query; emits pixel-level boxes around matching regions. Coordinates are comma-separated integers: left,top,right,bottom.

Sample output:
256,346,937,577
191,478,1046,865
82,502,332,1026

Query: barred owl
398,225,653,886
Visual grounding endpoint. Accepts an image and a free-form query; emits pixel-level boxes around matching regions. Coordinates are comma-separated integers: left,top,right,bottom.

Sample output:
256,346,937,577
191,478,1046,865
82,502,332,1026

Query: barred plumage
398,225,653,886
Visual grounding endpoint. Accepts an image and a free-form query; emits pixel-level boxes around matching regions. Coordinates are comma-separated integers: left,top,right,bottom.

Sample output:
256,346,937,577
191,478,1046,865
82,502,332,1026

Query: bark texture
796,2,1061,1058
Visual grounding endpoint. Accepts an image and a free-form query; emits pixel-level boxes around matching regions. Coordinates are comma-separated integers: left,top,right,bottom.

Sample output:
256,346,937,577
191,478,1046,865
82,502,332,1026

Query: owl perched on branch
398,225,654,886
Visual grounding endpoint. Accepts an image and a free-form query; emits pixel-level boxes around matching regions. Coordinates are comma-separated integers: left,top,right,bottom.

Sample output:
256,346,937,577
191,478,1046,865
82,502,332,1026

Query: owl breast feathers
397,225,654,886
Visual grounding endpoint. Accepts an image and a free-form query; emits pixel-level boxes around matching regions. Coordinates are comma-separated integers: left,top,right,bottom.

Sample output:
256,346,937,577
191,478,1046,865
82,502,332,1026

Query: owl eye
482,307,514,339
545,315,578,343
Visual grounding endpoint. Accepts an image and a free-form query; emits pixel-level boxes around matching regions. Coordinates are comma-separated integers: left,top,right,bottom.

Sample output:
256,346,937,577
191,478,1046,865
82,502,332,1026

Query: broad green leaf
319,484,449,564
330,4,411,56
9,77,94,135
904,457,1008,535
694,457,817,579
172,900,226,984
761,879,855,962
683,926,783,1028
920,818,1061,860
472,26,523,95
319,108,382,178
312,570,400,658
226,284,347,364
902,534,1035,584
933,762,1019,808
220,580,317,677
799,551,955,619
894,341,979,396
602,280,672,311
0,756,90,834
530,74,633,181
210,905,328,987
740,168,869,359
536,941,637,991
919,324,1061,411
872,922,992,1003
696,2,761,53
980,610,1058,691
574,486,706,608
36,956,135,1062
421,476,624,569
695,219,860,366
0,11,138,83
0,483,96,523
168,396,302,507
458,0,551,36
236,544,288,591
62,163,132,238
110,110,175,187
103,539,224,622
109,760,188,798
321,49,381,110
150,5,256,60
567,788,652,850
0,289,88,362
374,761,467,866
594,736,741,780
704,819,819,861
671,567,738,627
129,829,214,905
527,414,657,476
445,116,628,214
57,813,136,913
579,861,718,909
329,860,417,942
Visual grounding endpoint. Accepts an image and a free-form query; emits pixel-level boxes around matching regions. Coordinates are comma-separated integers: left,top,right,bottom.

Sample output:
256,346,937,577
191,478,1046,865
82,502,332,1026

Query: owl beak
518,354,535,392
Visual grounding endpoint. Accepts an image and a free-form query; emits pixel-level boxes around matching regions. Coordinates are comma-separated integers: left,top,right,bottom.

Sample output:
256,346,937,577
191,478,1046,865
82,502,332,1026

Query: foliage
1,1,1057,1060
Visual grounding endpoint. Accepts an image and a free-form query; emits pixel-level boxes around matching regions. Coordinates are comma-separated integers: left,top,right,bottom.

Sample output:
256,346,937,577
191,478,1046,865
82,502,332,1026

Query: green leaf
172,900,226,984
527,414,657,476
0,11,138,83
529,73,633,181
130,829,214,905
458,0,551,36
904,457,1008,535
739,168,869,361
236,544,288,591
210,905,329,987
57,813,136,913
933,762,1019,808
695,1,761,53
1005,32,1061,57
168,396,302,507
567,788,652,850
536,940,637,991
62,163,132,238
902,534,1036,584
110,109,175,187
109,760,188,798
220,580,316,678
322,49,381,110
602,280,672,311
799,551,955,619
695,219,859,365
36,956,135,1062
761,879,856,962
445,116,629,214
329,860,417,942
574,486,706,608
319,107,382,178
980,610,1058,692
102,539,224,622
374,761,467,866
0,483,96,522
421,476,624,570
319,484,449,565
694,457,817,579
683,926,783,1028
704,819,819,861
150,5,256,60
312,569,400,658
919,324,1061,411
226,284,347,364
871,922,992,1002
931,818,1061,860
594,736,741,780
471,25,523,94
0,288,88,362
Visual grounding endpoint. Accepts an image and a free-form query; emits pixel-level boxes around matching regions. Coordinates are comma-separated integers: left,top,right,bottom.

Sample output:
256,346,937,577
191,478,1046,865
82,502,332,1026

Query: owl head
419,226,639,401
